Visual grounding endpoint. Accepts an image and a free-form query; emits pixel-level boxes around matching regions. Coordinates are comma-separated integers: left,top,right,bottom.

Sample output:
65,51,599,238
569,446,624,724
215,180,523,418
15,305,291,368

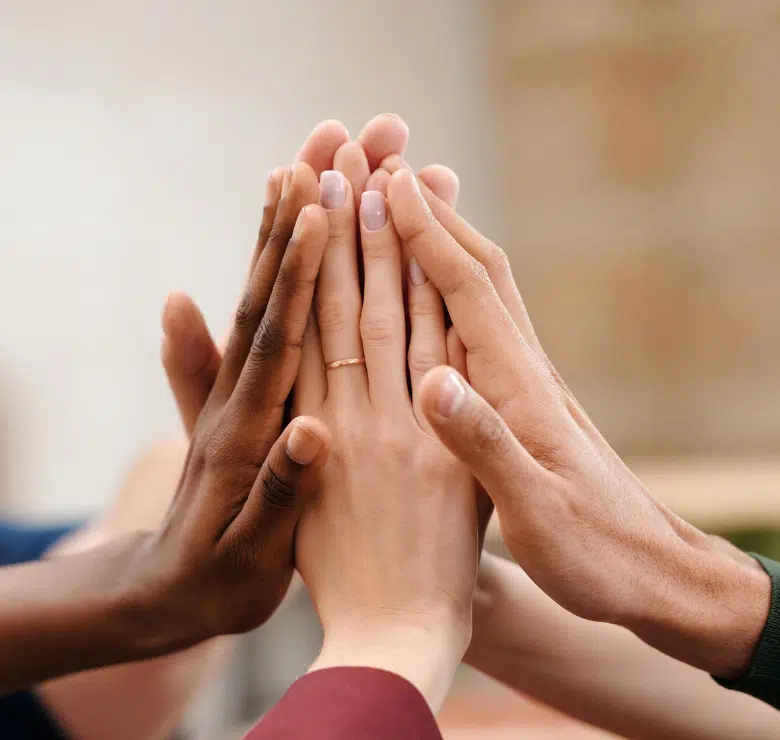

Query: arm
469,554,780,740
0,162,331,694
384,166,775,702
37,440,229,740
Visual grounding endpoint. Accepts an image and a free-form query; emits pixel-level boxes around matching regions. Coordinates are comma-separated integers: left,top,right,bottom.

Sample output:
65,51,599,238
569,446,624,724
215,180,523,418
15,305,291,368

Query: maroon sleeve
243,667,443,740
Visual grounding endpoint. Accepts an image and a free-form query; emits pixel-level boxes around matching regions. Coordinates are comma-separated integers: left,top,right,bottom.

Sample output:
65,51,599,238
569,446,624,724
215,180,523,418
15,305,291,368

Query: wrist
622,538,770,678
310,615,468,713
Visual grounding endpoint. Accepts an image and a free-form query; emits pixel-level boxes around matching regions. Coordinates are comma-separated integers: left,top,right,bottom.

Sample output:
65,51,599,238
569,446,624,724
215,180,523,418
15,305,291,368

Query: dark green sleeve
713,553,780,708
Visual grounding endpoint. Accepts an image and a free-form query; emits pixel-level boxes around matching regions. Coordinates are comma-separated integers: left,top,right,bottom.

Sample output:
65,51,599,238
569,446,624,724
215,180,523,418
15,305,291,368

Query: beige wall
491,0,780,458
0,0,499,517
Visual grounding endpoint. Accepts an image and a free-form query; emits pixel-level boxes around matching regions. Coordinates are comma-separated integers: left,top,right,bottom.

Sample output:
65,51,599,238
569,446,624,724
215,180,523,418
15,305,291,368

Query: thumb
161,292,221,437
236,417,331,563
419,366,540,517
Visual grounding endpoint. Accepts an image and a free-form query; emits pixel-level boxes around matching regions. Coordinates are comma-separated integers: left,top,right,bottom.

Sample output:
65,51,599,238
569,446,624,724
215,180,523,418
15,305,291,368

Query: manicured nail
292,205,307,240
361,191,387,231
320,170,346,210
281,165,294,197
436,370,467,418
409,256,427,286
287,423,323,465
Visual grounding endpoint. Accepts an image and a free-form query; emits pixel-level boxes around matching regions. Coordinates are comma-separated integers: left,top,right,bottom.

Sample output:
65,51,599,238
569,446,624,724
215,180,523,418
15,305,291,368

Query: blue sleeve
0,520,84,740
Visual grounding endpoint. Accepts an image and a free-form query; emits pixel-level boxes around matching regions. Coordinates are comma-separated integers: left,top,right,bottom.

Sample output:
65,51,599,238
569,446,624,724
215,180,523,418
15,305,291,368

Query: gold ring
325,357,367,370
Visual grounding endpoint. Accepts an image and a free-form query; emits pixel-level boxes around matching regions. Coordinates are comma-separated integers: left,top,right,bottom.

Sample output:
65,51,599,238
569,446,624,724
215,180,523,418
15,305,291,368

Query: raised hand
383,165,770,680
293,167,479,712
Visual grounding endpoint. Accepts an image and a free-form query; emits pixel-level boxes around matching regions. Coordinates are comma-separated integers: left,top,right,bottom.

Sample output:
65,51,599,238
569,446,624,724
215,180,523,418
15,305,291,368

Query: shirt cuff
244,667,442,740
713,553,780,708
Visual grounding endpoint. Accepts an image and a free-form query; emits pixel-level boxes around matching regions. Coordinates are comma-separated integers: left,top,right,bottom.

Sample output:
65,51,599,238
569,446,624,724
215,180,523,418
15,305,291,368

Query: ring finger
316,170,368,402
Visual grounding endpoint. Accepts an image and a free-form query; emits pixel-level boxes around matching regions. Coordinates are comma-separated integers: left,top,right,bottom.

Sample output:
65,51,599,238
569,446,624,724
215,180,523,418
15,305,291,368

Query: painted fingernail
361,191,386,231
292,205,307,240
287,423,323,465
436,370,467,418
281,165,294,198
409,256,428,286
320,170,346,210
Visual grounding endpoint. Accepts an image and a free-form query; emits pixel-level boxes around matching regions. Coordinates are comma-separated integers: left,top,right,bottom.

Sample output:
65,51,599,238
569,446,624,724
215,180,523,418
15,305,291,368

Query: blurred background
2,1,780,737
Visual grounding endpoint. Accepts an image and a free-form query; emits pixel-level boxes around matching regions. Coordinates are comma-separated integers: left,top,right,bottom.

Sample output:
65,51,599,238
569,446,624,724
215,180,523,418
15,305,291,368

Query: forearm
0,535,180,693
467,555,780,740
38,507,233,740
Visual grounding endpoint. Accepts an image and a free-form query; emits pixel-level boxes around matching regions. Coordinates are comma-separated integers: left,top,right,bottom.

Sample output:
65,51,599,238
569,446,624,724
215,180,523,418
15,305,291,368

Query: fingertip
296,119,351,175
420,366,469,421
162,291,196,334
358,114,410,169
418,165,460,208
286,416,331,466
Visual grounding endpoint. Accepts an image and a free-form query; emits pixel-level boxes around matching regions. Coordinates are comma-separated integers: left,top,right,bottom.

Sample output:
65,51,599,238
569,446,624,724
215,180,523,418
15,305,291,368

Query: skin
30,117,415,740
160,119,480,712
292,164,479,713
379,160,770,681
0,161,333,695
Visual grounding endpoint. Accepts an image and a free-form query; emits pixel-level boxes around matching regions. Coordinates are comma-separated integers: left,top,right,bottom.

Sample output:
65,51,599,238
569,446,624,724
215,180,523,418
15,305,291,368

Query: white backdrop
0,0,499,518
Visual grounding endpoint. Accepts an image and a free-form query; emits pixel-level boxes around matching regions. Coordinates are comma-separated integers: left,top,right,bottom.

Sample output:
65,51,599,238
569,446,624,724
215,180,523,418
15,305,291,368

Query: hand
383,164,770,680
0,164,331,692
293,164,479,712
162,114,413,434
130,162,334,649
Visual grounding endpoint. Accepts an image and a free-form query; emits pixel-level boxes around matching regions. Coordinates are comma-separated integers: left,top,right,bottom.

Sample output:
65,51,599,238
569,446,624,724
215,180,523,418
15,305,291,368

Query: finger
446,326,468,378
248,166,286,279
365,168,391,197
418,164,460,210
216,162,320,400
228,416,331,594
295,312,326,415
359,191,409,411
419,367,548,523
161,292,221,436
316,170,368,400
334,141,370,206
384,158,541,358
295,119,351,177
407,256,447,429
357,113,410,171
230,205,329,433
387,169,516,364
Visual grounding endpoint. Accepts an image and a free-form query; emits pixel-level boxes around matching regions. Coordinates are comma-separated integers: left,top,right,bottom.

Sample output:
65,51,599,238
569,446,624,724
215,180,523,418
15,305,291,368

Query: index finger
387,169,516,357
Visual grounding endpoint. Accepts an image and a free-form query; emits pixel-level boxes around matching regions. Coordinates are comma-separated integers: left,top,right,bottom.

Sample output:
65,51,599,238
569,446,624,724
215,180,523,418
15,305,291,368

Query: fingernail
292,205,307,240
281,165,294,198
320,170,346,210
287,423,323,465
409,256,427,286
360,191,386,231
436,370,467,418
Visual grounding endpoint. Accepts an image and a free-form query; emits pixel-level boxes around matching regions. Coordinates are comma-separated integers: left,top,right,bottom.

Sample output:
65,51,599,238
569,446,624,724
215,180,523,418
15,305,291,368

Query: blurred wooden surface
491,1,780,460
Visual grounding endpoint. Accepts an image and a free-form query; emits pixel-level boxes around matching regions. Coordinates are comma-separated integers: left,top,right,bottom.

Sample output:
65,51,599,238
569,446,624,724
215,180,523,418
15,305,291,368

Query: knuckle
444,257,489,301
486,243,511,277
360,312,399,347
408,348,441,377
251,311,301,363
261,463,296,508
234,292,259,330
408,291,441,319
317,296,353,334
